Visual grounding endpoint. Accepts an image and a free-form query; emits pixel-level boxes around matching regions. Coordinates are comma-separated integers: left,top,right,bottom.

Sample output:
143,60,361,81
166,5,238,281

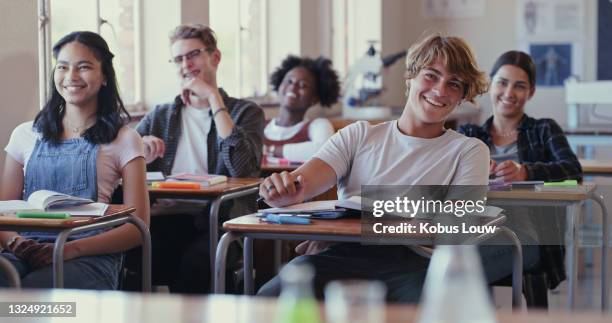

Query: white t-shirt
264,117,335,161
171,106,212,175
4,121,144,203
314,120,490,199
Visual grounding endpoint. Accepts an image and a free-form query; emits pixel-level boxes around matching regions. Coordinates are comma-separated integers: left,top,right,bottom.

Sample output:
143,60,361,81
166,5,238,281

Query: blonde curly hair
404,34,488,103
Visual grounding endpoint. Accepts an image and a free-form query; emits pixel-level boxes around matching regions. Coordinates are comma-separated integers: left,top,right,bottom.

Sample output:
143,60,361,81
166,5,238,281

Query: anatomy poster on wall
529,43,572,87
517,0,584,40
517,0,583,86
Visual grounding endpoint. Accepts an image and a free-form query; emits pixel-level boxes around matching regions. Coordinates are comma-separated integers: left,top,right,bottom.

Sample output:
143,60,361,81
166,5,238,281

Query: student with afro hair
263,55,340,162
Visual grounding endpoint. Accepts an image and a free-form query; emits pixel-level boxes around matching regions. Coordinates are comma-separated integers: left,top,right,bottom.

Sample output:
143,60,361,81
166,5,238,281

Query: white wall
300,0,331,59
181,0,209,26
381,0,409,109
0,0,39,174
268,0,301,73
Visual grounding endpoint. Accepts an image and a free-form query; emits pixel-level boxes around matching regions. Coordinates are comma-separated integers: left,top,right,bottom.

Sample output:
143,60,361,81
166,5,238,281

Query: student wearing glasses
136,23,264,293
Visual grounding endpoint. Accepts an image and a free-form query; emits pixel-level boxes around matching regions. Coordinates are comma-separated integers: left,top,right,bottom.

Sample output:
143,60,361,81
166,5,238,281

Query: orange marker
152,181,201,189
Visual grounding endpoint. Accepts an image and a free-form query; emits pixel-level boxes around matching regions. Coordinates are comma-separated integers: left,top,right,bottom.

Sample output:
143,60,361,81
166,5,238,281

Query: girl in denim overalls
0,31,149,289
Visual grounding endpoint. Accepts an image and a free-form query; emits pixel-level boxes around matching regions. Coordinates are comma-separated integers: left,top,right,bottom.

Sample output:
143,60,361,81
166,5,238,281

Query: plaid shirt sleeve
520,119,583,182
216,101,264,177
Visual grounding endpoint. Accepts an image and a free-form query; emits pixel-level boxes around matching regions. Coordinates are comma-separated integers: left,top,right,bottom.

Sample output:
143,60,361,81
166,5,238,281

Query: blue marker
264,214,310,225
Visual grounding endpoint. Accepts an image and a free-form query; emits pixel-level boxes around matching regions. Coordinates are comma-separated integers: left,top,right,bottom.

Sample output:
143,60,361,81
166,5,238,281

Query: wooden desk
1,289,611,323
148,177,261,286
579,159,612,175
148,178,261,199
486,184,609,311
0,205,151,291
214,213,523,306
565,128,612,159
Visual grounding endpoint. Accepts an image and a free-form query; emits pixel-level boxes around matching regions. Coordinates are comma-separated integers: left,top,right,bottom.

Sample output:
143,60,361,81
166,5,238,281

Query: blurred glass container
325,280,386,323
275,263,321,323
417,245,497,323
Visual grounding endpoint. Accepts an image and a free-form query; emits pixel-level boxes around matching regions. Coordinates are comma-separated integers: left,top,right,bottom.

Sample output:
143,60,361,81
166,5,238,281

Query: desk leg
274,240,282,274
244,237,254,295
588,193,609,311
0,256,20,288
210,196,222,290
214,232,241,293
208,186,260,292
498,227,523,310
565,203,582,310
127,215,152,292
53,230,71,288
464,225,523,309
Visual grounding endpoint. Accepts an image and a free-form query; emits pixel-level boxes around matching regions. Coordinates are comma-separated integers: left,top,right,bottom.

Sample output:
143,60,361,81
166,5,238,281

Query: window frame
37,0,144,112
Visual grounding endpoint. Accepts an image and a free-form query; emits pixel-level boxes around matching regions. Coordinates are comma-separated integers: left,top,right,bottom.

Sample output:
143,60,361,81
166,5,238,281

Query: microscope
342,41,407,119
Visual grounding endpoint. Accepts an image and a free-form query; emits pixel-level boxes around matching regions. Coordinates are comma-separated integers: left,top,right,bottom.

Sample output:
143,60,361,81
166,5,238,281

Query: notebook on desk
260,196,362,219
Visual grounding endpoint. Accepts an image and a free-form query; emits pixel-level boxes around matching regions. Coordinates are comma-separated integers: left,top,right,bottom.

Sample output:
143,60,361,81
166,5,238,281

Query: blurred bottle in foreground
417,245,497,323
275,263,321,323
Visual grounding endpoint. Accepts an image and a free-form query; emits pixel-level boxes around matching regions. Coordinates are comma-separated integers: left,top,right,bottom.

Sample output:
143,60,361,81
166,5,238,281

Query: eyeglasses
169,48,214,65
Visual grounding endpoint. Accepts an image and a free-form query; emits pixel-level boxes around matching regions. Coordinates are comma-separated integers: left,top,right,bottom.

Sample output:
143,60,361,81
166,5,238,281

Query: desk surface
0,204,135,230
487,183,595,201
148,177,261,198
223,214,505,239
224,214,363,236
564,127,612,135
0,290,609,323
580,159,612,174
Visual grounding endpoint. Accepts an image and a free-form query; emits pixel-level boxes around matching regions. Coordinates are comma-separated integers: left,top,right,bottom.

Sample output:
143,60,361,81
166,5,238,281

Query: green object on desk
276,298,320,323
543,180,578,186
16,212,71,219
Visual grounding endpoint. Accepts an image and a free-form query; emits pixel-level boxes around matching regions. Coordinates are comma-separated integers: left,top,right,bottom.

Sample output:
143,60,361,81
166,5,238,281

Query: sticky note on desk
151,182,201,189
16,212,70,219
543,180,578,186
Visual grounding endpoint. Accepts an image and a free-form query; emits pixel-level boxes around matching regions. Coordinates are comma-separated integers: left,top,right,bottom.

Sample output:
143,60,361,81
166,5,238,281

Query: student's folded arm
1,155,24,200
0,155,25,248
66,157,150,258
522,121,582,182
218,104,265,177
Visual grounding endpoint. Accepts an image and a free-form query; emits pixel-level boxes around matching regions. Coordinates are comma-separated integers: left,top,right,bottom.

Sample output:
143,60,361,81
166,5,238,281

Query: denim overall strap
22,138,101,241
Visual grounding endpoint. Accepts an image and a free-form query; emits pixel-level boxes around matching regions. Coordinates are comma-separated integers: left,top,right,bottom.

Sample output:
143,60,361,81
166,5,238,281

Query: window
332,0,381,77
38,0,142,111
210,0,268,98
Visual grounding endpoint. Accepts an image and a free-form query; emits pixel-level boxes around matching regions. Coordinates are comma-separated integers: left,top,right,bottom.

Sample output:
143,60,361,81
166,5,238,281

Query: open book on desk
0,190,108,216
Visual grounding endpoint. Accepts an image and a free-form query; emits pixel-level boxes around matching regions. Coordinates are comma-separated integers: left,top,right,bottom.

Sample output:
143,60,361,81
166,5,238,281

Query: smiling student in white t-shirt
257,34,509,302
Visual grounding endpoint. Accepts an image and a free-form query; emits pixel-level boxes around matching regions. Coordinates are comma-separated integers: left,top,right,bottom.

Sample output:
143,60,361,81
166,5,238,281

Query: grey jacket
136,89,264,177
